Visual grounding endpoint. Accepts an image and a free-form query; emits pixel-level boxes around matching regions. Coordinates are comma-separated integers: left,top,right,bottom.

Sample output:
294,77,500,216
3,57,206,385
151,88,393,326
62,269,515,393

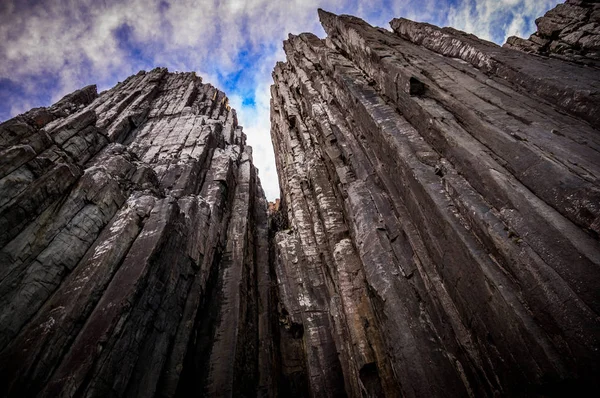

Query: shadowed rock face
0,68,274,397
1,2,600,398
270,5,600,398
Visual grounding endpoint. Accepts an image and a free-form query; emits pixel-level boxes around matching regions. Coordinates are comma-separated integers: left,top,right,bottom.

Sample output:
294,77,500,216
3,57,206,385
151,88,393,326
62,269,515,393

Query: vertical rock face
270,5,600,398
2,2,600,397
0,68,274,397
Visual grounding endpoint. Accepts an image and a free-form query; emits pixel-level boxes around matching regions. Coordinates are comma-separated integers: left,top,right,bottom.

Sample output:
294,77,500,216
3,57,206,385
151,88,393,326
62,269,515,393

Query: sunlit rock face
270,5,600,398
0,68,273,397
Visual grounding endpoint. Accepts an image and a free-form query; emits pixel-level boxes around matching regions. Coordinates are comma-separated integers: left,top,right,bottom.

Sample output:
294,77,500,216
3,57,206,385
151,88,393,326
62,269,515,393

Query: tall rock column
0,69,274,398
270,6,600,397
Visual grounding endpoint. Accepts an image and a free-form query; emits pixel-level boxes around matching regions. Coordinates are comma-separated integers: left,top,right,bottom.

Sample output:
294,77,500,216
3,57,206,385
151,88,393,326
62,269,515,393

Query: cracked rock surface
270,4,600,397
505,0,600,68
1,1,600,397
0,68,274,398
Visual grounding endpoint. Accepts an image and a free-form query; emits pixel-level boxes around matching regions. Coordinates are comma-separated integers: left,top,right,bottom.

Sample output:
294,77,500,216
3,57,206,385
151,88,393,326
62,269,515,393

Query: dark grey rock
0,69,272,398
1,2,599,397
504,0,600,68
269,4,600,397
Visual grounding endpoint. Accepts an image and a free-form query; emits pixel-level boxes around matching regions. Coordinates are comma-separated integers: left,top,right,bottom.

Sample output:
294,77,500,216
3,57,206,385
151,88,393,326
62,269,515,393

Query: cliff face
2,2,600,398
0,69,274,397
270,6,600,398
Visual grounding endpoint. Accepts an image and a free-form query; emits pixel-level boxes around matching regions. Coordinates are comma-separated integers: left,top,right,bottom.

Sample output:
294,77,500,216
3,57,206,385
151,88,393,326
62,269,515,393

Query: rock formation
270,5,600,398
1,1,600,397
0,68,274,397
505,0,600,68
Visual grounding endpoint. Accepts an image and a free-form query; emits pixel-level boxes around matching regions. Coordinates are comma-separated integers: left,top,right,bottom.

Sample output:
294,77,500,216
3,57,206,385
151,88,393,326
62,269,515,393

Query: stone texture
2,2,600,397
504,0,600,68
392,15,600,128
269,5,600,397
0,68,274,397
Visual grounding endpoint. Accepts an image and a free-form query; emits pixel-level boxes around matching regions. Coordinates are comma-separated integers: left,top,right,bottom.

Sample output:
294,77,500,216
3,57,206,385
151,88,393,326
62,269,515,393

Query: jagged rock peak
0,68,273,397
504,0,600,67
270,3,600,397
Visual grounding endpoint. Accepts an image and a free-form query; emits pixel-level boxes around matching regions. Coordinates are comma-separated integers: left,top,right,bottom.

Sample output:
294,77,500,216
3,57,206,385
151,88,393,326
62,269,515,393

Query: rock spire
269,5,600,397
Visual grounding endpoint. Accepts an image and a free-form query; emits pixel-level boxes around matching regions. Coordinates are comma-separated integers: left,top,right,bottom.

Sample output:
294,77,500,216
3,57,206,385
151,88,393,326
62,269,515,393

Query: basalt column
0,69,275,398
270,6,600,398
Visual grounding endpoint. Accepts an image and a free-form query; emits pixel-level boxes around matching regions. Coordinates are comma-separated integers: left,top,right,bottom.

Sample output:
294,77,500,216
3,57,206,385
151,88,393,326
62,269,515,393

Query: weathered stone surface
504,0,600,68
2,2,600,397
269,5,600,397
0,69,273,397
391,16,600,128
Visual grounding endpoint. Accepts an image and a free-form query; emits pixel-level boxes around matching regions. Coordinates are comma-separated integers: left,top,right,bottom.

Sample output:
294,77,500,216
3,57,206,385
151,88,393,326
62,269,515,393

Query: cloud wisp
0,0,560,199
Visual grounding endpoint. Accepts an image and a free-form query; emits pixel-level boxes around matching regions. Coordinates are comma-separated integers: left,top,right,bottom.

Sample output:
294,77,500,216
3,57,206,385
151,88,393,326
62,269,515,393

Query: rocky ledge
504,0,600,67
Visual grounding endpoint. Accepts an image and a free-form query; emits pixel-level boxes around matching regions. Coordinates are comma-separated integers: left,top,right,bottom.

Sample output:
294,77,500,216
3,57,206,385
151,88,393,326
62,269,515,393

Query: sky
0,0,560,200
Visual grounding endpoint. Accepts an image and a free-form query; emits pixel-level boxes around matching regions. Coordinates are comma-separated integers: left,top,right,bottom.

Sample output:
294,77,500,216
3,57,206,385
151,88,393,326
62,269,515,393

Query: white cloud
446,0,560,43
0,0,562,200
